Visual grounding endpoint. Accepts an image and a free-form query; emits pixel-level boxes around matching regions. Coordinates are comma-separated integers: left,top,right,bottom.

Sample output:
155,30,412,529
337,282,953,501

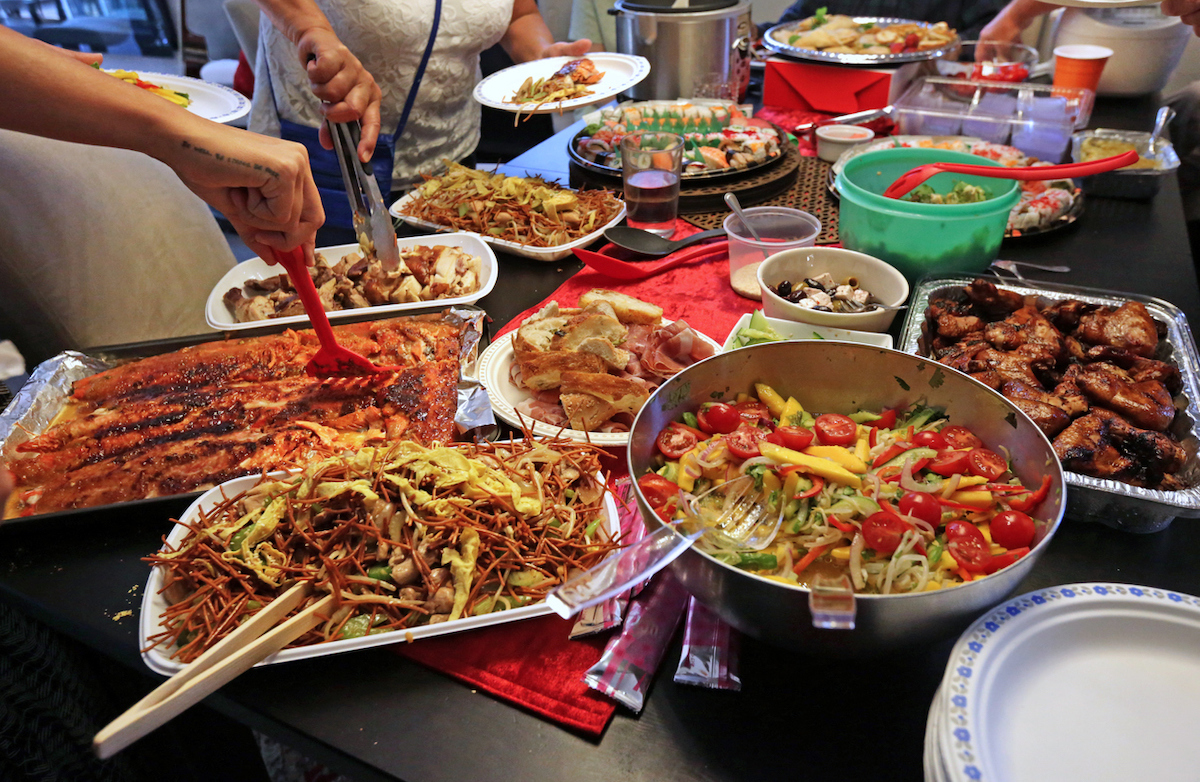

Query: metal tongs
329,120,401,272
794,105,895,140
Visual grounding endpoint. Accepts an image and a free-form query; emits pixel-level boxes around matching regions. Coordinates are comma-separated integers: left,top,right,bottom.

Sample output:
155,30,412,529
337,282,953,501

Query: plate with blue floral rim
938,583,1200,782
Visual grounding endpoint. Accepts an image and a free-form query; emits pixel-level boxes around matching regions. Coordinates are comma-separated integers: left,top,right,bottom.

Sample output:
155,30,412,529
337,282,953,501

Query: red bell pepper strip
827,516,856,533
1007,475,1052,513
871,442,913,469
983,546,1030,575
793,475,825,499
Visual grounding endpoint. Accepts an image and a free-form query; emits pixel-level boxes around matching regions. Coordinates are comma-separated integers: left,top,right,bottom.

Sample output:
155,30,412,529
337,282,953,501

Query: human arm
252,0,382,160
503,0,591,62
0,26,323,263
978,0,1059,44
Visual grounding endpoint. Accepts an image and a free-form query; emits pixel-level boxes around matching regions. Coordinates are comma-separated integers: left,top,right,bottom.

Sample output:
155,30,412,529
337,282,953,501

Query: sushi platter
569,99,788,181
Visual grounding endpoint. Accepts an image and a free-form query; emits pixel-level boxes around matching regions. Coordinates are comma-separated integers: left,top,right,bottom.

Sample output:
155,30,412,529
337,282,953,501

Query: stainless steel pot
627,341,1067,654
612,0,752,101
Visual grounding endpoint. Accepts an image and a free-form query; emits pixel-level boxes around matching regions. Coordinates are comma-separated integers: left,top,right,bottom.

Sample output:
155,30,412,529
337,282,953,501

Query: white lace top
250,0,512,189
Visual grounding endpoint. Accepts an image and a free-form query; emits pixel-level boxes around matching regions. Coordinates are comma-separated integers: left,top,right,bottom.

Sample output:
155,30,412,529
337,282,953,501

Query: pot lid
615,0,739,13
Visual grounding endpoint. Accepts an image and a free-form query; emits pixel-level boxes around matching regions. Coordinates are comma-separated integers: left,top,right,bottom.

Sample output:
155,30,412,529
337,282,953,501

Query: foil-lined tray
899,274,1200,533
762,17,959,66
0,307,493,525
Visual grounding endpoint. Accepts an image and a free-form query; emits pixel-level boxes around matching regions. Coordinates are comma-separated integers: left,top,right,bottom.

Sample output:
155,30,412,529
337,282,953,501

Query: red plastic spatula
882,150,1140,200
270,246,400,378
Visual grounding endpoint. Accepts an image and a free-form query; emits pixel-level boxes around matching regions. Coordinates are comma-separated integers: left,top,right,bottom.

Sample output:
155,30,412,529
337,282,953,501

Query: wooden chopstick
93,582,335,759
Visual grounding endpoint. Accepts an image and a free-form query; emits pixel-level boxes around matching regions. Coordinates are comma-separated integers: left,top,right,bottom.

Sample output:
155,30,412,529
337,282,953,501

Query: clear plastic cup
723,207,821,300
621,132,684,237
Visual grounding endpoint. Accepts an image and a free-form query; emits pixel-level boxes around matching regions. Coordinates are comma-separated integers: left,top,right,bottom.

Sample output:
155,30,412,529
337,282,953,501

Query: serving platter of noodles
763,16,959,65
140,440,620,675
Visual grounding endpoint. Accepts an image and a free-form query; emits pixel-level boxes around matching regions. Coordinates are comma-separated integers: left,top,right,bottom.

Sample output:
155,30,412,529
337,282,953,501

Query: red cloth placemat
394,614,617,735
496,223,758,346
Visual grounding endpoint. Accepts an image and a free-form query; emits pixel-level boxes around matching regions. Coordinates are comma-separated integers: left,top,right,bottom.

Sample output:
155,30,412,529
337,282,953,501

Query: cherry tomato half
814,413,857,446
945,521,993,573
638,474,678,509
913,430,948,450
899,491,943,526
725,423,765,460
866,408,898,430
862,512,911,555
696,402,741,435
928,449,970,477
767,425,814,451
990,510,1035,549
941,425,983,450
968,448,1008,480
735,400,773,427
656,425,697,459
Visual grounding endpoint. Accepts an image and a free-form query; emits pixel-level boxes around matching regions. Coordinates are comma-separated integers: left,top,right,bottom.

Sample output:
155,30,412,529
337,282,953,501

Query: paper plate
110,70,250,124
205,233,497,330
477,327,722,446
389,191,625,262
473,53,650,115
139,466,619,676
940,583,1200,782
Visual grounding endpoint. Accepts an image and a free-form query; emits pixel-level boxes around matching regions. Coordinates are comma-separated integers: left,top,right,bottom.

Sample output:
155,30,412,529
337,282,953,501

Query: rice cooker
612,0,753,101
1051,6,1191,96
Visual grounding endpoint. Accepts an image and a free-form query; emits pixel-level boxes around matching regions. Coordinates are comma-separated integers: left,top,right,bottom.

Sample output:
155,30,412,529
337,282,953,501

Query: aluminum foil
899,274,1200,533
762,17,959,66
1,309,496,520
1071,129,1180,200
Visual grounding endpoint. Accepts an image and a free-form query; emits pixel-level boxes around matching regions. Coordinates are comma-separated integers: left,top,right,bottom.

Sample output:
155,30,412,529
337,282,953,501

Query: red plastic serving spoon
882,150,1140,200
271,246,400,378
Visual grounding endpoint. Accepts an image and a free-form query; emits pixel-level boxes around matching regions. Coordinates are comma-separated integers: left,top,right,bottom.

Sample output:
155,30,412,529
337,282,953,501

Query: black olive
775,280,793,297
814,305,833,312
804,278,826,291
786,291,805,303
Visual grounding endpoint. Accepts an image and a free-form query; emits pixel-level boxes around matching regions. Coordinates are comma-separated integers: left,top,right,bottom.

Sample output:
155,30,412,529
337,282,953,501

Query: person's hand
33,37,104,67
978,13,1027,45
167,124,324,265
295,26,382,162
541,39,592,59
1162,0,1200,35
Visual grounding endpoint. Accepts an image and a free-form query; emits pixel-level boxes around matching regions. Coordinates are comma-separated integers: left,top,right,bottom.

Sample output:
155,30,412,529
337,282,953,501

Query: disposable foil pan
899,274,1200,533
762,17,959,66
1071,128,1180,201
0,307,492,525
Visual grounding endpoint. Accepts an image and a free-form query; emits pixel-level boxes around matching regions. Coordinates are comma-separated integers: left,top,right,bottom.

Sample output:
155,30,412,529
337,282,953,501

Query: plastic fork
881,150,1140,200
271,247,400,378
545,474,781,618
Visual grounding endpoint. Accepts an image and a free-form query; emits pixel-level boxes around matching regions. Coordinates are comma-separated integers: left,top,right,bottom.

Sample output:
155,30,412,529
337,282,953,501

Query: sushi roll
1008,187,1075,234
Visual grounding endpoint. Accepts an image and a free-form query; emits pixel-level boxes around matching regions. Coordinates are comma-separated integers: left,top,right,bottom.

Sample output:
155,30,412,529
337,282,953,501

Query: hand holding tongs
93,583,336,759
329,120,401,272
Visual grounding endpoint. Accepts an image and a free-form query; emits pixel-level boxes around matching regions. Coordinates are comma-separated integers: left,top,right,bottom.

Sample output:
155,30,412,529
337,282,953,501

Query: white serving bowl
756,247,909,333
815,124,875,163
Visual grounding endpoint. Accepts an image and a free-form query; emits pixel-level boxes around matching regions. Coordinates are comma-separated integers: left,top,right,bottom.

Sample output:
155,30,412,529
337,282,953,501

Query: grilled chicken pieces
925,281,1184,489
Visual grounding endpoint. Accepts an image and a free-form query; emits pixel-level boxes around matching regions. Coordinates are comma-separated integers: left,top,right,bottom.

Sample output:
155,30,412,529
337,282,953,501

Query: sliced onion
849,532,865,591
901,456,944,493
940,473,962,499
738,455,775,474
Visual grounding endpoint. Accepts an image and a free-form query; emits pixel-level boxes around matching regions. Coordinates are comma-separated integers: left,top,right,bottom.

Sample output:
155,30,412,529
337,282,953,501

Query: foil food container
762,17,959,66
900,274,1200,533
0,308,493,524
1071,129,1180,201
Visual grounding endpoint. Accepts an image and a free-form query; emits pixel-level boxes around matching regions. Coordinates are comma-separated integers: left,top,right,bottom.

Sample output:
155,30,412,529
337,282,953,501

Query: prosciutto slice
641,320,716,379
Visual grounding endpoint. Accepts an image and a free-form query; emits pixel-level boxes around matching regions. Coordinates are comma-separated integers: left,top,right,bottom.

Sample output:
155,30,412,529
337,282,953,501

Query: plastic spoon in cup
724,192,771,260
271,247,400,378
604,226,727,257
881,151,1140,200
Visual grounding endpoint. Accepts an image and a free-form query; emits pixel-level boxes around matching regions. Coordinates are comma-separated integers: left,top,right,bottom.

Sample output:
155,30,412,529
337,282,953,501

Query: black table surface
3,95,1198,782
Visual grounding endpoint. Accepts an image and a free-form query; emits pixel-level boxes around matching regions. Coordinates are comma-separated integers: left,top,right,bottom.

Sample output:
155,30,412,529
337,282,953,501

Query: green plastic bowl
835,148,1021,283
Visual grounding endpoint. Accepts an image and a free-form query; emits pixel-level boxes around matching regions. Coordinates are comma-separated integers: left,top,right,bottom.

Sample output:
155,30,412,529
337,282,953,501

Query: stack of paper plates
924,583,1200,781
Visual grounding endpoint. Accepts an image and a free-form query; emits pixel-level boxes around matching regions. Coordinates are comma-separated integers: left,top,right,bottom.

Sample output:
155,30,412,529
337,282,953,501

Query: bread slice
560,372,649,417
518,351,605,391
574,337,631,372
560,393,618,432
579,289,663,325
549,310,627,352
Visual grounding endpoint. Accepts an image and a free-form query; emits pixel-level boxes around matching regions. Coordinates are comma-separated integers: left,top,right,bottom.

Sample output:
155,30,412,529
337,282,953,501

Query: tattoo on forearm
181,140,281,178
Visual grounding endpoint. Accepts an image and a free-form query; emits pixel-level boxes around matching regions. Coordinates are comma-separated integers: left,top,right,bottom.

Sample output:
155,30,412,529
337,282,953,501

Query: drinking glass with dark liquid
621,132,684,237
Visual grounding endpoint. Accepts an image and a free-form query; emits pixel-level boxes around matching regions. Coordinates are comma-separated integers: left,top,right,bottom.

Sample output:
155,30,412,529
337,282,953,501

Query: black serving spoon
604,226,727,257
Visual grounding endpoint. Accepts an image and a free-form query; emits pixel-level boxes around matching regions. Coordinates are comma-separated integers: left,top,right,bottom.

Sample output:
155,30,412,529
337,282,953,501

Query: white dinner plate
473,53,651,115
389,191,625,263
140,465,619,676
110,70,250,124
476,325,722,446
722,312,894,352
205,232,497,331
939,583,1200,782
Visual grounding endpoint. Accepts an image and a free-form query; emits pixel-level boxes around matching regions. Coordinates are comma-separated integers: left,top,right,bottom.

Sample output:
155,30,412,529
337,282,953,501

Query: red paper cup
1052,45,1113,93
